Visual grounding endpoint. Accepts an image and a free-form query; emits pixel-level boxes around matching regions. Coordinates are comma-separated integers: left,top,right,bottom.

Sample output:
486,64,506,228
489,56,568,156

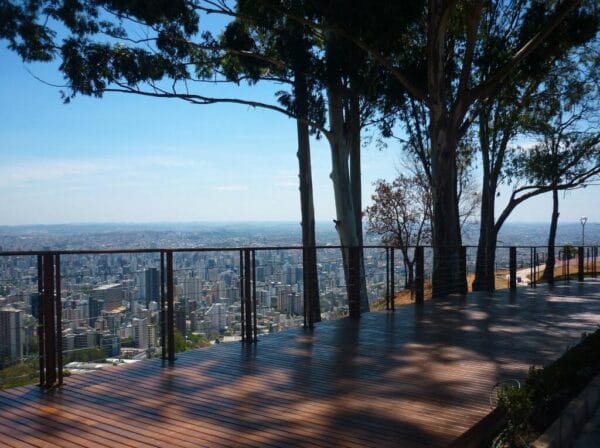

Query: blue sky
0,44,598,227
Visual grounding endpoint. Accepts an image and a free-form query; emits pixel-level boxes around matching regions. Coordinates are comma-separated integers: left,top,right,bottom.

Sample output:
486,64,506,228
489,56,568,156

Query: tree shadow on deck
0,280,598,447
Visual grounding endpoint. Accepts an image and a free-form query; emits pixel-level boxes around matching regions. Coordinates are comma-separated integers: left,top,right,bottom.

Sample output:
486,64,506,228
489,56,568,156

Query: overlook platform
1,279,599,447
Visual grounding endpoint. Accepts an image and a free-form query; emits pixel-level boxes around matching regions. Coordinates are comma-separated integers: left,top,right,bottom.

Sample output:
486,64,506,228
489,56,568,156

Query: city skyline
1,46,599,226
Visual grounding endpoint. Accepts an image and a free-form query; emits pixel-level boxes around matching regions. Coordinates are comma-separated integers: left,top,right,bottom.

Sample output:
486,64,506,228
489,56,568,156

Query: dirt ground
379,263,596,308
382,271,509,307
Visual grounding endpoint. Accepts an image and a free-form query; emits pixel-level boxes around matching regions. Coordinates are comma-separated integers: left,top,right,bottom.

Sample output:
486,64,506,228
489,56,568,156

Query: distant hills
0,221,597,251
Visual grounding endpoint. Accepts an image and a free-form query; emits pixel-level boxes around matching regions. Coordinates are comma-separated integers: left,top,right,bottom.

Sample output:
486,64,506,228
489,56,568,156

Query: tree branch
471,0,583,101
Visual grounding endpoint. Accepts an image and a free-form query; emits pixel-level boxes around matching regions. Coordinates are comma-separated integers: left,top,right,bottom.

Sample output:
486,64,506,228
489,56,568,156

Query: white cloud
0,160,101,185
211,185,249,192
0,154,200,187
273,170,298,188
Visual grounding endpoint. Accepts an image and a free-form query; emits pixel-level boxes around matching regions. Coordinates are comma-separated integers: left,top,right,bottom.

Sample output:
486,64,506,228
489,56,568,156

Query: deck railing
0,244,598,389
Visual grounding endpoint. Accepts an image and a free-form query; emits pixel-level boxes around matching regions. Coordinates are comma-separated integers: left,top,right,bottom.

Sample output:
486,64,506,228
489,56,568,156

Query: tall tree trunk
327,87,366,311
473,168,497,292
296,106,321,323
348,92,369,312
473,106,513,292
291,26,321,323
429,124,465,297
543,186,559,282
427,2,466,298
405,258,415,290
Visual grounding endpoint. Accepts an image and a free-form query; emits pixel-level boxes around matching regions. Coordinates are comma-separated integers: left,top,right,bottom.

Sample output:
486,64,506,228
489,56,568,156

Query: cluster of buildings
0,247,392,371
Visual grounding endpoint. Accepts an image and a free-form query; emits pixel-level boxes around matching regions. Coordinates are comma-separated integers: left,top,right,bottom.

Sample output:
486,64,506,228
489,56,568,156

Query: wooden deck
1,279,599,448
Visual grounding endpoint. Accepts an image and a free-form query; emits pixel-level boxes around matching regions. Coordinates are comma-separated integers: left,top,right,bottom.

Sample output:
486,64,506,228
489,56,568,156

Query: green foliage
120,336,134,348
0,359,38,389
496,384,531,447
495,329,600,445
63,348,106,364
186,332,211,349
174,331,211,353
0,1,56,62
508,51,600,192
174,330,187,353
526,329,600,431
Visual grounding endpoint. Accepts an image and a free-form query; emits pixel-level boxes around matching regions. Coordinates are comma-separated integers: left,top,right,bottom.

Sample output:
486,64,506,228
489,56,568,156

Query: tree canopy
2,0,599,300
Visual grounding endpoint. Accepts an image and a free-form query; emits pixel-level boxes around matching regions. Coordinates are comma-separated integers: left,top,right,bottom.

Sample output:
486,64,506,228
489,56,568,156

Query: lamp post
580,216,588,246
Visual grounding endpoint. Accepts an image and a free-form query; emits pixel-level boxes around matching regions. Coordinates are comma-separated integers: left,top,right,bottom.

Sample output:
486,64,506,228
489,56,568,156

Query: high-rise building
91,284,123,312
175,303,186,335
62,332,75,354
0,308,23,360
258,289,271,308
183,276,202,301
205,303,226,334
103,310,121,334
100,334,120,357
132,317,149,349
74,330,97,350
144,268,160,307
88,297,104,327
148,324,157,348
256,266,265,282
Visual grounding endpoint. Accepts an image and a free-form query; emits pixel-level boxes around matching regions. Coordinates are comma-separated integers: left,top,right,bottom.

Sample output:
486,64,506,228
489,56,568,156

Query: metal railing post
55,254,63,386
385,248,390,310
347,246,360,318
38,253,62,388
586,247,590,279
252,250,257,342
166,251,175,364
529,247,533,288
531,247,538,288
43,254,56,387
160,251,166,361
547,246,554,285
243,249,253,342
578,246,585,282
303,246,313,328
303,247,308,326
565,248,570,283
415,246,424,304
390,248,395,311
509,247,517,291
36,255,45,387
460,246,467,294
239,250,245,341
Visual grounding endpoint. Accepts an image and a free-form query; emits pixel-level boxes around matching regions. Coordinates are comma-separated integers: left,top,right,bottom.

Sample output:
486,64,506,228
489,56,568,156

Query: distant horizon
0,219,598,228
1,220,598,251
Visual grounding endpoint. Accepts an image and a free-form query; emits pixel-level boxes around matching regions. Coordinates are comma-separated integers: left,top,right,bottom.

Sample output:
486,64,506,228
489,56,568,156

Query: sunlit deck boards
1,280,599,448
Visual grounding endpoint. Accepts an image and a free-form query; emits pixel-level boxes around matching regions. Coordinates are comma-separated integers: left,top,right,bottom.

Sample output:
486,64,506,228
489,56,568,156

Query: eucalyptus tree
217,1,327,320
305,0,596,297
0,0,328,320
0,0,390,314
220,1,414,312
510,65,600,282
472,22,599,292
